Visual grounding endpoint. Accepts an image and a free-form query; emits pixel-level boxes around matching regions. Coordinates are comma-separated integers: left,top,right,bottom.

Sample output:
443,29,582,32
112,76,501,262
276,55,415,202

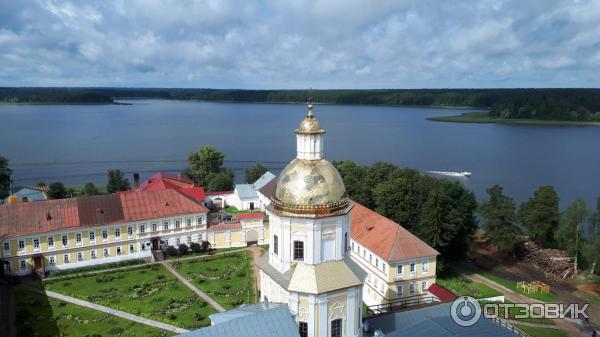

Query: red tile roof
350,202,439,262
237,213,265,220
0,189,208,238
205,190,234,196
208,222,242,231
428,283,458,302
178,187,206,202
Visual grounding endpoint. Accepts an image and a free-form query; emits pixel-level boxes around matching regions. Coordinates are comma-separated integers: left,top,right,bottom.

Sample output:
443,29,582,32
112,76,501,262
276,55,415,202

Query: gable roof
350,202,439,262
258,178,277,199
175,304,299,337
0,189,208,238
235,184,258,199
252,171,276,190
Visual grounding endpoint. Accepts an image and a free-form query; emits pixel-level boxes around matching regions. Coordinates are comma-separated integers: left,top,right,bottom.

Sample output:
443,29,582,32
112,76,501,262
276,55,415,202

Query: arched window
331,318,342,337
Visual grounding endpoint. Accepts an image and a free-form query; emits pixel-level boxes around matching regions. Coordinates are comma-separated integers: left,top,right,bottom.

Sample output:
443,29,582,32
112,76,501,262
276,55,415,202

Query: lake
0,99,599,209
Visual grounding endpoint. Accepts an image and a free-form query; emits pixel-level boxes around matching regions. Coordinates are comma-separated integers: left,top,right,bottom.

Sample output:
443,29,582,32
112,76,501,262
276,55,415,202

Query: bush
178,243,189,255
194,313,206,321
190,242,202,253
201,241,211,252
165,245,179,257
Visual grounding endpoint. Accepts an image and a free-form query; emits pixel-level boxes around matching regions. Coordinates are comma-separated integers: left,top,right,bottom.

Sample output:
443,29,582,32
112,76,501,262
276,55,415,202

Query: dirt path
460,271,592,337
26,287,189,334
246,246,264,301
160,261,226,313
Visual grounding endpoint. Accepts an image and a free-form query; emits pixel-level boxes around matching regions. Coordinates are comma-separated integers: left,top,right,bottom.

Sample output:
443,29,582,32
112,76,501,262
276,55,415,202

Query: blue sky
1,0,599,89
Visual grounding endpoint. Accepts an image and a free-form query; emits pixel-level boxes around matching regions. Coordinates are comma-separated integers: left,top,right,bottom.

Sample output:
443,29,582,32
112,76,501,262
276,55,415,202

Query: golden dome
270,158,351,217
296,103,325,134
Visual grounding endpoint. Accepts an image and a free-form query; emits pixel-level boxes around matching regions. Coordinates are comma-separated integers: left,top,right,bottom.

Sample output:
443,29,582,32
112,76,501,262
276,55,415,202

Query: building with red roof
349,202,439,307
0,188,209,276
136,172,205,203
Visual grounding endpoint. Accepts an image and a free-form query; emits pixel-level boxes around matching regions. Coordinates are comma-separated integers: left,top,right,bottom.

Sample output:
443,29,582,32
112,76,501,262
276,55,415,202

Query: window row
13,245,138,270
272,236,305,261
352,241,387,273
140,217,202,233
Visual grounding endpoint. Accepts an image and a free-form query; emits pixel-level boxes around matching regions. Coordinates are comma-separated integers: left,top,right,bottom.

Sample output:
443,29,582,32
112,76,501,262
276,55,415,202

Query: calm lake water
1,99,599,208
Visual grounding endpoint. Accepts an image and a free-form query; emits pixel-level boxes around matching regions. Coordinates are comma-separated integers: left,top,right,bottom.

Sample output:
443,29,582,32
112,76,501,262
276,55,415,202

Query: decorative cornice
267,198,353,218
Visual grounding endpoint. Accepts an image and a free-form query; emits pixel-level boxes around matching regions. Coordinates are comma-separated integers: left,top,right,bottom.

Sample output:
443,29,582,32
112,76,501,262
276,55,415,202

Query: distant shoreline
428,111,600,127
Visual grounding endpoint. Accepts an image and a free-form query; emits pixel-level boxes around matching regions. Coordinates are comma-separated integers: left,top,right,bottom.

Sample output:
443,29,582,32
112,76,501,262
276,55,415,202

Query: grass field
514,324,569,337
428,112,600,126
174,251,256,310
44,264,216,329
436,274,502,299
454,261,559,303
15,289,173,337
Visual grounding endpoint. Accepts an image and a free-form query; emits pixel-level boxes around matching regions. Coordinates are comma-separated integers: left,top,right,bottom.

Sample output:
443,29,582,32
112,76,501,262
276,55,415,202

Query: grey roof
175,304,299,337
209,302,285,325
365,302,521,337
235,184,258,199
252,171,276,190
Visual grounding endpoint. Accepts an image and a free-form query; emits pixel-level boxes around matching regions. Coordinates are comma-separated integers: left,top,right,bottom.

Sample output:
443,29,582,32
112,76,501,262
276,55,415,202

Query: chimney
133,173,141,188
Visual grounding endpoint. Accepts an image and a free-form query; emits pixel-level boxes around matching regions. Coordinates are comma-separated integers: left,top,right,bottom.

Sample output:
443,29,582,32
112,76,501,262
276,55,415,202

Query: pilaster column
308,295,316,337
318,294,328,337
289,292,299,317
347,287,357,337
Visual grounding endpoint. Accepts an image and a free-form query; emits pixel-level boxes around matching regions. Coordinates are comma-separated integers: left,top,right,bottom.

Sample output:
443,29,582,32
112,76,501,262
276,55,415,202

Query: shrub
178,243,189,255
190,242,202,253
201,241,211,252
194,313,206,321
165,245,179,257
168,313,177,320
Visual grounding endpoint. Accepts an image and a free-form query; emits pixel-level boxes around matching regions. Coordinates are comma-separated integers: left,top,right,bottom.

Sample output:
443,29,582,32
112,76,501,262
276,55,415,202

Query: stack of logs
521,241,575,279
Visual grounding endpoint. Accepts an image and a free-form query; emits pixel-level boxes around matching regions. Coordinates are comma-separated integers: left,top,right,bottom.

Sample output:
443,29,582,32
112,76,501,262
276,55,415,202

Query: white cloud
0,0,598,88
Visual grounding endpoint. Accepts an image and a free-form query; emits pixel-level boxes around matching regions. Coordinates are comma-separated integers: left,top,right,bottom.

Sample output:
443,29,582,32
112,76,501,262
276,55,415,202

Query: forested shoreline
2,87,600,122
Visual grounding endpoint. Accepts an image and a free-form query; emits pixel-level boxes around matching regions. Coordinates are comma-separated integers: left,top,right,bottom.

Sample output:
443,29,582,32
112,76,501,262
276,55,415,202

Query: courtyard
14,248,260,337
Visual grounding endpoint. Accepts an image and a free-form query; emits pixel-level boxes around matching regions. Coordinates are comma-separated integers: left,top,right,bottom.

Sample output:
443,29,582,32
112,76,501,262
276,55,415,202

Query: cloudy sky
1,0,599,89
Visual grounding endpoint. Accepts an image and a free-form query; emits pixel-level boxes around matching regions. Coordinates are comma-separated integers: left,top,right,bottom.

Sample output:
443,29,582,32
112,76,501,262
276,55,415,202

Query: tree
518,185,560,246
556,198,588,274
416,188,460,253
82,182,100,196
586,198,600,274
106,169,130,193
0,155,12,199
206,170,235,192
479,185,520,253
334,160,372,207
190,242,202,253
185,146,225,186
245,163,268,184
35,181,46,187
48,182,68,199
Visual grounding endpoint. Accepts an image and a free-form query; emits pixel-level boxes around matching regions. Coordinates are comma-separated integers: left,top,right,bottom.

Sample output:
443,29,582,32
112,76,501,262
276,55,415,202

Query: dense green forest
2,87,600,121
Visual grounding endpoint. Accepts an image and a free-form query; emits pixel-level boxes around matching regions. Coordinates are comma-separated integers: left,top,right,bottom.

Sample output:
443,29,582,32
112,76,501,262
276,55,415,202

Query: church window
299,322,308,337
331,318,342,337
293,241,304,261
274,235,279,255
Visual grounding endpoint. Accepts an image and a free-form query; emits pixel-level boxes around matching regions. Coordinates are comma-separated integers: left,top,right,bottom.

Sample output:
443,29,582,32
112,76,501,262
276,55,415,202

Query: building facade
258,101,365,337
0,189,208,276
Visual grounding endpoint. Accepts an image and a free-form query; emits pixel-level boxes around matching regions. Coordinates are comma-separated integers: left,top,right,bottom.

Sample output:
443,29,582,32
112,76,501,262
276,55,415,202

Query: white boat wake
426,171,472,177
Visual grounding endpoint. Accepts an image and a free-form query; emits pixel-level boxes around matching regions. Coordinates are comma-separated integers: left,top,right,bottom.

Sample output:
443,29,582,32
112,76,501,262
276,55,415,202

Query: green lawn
478,271,559,303
428,111,600,127
514,324,569,337
222,206,254,215
15,289,172,337
44,264,216,329
166,246,243,260
453,261,559,303
436,274,502,299
173,251,256,310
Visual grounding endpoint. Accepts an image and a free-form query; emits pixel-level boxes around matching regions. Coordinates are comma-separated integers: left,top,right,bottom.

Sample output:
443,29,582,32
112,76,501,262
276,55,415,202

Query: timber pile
521,241,575,279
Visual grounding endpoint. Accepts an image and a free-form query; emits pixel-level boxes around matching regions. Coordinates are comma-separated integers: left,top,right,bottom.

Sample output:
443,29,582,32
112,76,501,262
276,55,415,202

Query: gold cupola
268,94,351,218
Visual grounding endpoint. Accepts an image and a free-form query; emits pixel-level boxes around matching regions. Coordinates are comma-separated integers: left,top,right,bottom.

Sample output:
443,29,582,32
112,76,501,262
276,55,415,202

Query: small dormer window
46,212,52,221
